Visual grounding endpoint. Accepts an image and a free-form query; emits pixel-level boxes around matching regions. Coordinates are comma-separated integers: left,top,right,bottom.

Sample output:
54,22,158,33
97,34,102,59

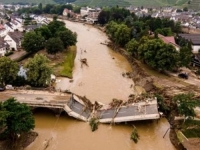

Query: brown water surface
26,20,175,150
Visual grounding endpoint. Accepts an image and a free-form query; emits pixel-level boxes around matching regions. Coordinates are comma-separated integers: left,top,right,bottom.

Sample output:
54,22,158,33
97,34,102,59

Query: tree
35,25,52,40
0,57,19,85
179,46,192,67
138,39,179,71
98,10,110,25
24,54,52,87
56,29,77,48
47,20,65,36
173,93,200,119
114,24,131,46
38,3,42,10
45,37,64,54
1,98,35,142
125,39,139,57
0,102,9,129
22,31,45,53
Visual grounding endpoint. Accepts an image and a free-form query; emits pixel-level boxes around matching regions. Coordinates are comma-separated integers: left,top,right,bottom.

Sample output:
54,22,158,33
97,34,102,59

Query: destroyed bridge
4,90,160,123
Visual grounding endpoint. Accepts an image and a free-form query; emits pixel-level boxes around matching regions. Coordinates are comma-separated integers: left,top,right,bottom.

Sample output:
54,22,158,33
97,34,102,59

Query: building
4,31,23,50
80,7,93,17
158,34,180,51
85,8,101,23
178,34,200,53
0,37,9,56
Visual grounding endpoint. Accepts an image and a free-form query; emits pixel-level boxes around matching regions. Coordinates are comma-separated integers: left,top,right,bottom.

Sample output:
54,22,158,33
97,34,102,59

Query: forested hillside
0,0,189,7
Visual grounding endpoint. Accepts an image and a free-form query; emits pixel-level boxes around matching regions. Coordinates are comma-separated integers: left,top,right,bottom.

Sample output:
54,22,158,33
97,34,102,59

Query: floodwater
26,20,176,150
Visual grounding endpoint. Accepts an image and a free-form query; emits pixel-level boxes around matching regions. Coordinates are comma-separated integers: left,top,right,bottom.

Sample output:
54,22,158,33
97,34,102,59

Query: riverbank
0,131,38,150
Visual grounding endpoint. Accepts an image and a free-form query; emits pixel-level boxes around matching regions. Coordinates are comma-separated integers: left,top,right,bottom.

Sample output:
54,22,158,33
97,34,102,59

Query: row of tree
106,20,192,71
22,17,77,55
0,54,51,87
18,4,80,15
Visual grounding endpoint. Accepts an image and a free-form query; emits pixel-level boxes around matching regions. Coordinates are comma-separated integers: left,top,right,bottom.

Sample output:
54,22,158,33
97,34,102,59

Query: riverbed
26,20,175,150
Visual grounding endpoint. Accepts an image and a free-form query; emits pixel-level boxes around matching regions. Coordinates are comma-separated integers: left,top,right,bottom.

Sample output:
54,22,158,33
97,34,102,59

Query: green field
0,0,55,5
0,0,188,7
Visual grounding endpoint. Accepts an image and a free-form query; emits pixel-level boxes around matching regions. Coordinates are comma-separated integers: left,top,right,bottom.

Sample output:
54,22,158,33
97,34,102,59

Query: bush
5,51,13,56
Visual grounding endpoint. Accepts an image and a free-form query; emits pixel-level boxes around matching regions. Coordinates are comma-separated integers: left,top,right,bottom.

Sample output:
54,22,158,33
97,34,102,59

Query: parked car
0,87,5,91
178,73,188,79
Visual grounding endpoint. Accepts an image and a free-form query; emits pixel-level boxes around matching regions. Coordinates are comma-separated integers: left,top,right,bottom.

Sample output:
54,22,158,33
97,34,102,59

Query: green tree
35,25,52,40
0,102,9,129
47,20,65,36
38,3,42,10
138,39,179,71
45,37,64,54
1,98,35,142
173,93,200,119
22,31,45,53
114,24,131,46
24,54,52,87
56,29,77,48
179,46,192,67
0,57,19,85
125,39,139,57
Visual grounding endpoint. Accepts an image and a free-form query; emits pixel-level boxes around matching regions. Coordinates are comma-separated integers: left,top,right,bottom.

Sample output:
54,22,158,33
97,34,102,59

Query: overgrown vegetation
52,46,76,78
181,120,200,138
130,126,140,143
89,117,99,132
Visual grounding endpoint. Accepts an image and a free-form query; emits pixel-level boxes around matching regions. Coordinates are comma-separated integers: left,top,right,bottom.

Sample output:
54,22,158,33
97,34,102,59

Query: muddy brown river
26,20,176,150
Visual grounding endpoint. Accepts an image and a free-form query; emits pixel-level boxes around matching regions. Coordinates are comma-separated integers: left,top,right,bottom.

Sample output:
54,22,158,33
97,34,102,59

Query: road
67,97,91,118
0,90,71,103
99,104,158,119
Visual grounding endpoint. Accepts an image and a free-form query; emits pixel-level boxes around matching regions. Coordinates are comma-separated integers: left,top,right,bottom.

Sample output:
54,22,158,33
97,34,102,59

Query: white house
80,7,94,17
0,37,9,56
4,22,14,32
4,31,23,50
0,24,7,37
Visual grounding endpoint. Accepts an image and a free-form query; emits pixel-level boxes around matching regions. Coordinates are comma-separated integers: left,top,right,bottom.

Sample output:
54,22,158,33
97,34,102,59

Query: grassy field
0,0,55,5
51,46,76,78
0,0,188,7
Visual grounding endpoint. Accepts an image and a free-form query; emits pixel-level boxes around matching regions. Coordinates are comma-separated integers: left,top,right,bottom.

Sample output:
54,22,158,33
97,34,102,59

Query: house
4,22,14,32
0,37,9,56
158,34,180,51
86,9,101,23
80,7,93,17
178,34,200,53
0,24,7,37
4,31,23,50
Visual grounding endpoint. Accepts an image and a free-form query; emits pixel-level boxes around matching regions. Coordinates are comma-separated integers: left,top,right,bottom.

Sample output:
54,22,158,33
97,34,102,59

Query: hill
0,0,189,7
73,0,188,7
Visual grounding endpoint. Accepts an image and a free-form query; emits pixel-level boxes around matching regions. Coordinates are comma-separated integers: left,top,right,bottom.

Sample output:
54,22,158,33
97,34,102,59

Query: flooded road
26,20,175,150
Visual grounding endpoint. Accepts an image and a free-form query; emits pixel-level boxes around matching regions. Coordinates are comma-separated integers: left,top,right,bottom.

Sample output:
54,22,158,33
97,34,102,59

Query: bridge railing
19,101,65,108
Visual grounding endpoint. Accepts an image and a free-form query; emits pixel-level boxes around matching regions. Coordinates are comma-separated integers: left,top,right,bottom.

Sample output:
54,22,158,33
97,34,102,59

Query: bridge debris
80,58,88,67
